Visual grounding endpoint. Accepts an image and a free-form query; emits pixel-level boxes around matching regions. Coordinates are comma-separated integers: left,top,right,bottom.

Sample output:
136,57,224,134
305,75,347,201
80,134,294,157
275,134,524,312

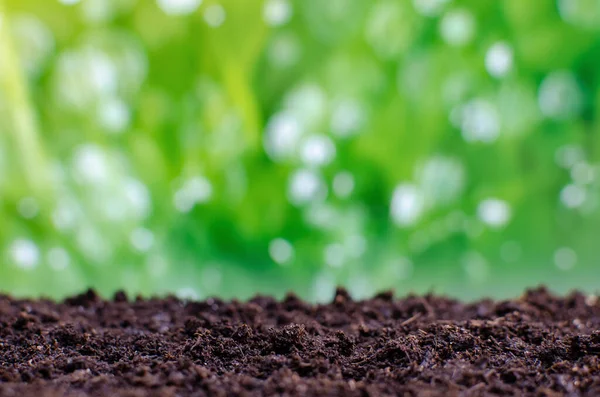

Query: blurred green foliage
1,0,600,301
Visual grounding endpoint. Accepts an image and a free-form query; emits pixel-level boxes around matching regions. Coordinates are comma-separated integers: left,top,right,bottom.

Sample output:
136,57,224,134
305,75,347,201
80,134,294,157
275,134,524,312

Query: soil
1,287,600,396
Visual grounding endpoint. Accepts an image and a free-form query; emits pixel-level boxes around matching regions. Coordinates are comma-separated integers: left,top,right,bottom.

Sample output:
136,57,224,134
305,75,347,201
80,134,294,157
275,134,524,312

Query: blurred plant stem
222,61,261,148
207,0,269,149
0,1,51,197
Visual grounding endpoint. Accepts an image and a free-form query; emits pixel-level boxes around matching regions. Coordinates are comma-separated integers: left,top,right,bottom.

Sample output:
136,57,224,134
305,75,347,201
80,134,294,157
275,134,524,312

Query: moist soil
1,287,600,396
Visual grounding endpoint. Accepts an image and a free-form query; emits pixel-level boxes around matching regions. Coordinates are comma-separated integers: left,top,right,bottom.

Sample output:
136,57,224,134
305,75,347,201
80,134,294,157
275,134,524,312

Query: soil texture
1,287,600,396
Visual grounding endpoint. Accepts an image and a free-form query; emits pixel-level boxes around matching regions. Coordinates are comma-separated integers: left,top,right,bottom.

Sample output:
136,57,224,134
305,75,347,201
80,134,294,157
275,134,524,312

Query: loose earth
1,287,599,396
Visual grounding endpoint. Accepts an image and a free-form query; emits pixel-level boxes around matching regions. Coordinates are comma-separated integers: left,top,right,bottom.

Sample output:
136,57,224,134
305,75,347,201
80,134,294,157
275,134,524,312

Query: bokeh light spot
204,4,226,27
157,0,201,16
47,247,71,271
72,144,110,185
267,34,301,68
571,162,595,185
440,9,475,47
558,0,600,30
344,234,367,259
174,176,213,212
312,271,335,302
98,97,130,133
263,112,303,162
485,42,513,78
538,71,582,120
416,155,465,207
555,144,585,169
560,184,586,208
12,14,55,76
130,228,155,252
462,251,489,283
330,99,366,138
18,197,39,219
454,99,500,143
269,238,294,265
332,171,355,199
324,243,345,268
389,257,414,280
176,287,200,300
76,226,111,263
124,179,152,220
287,169,327,206
300,135,336,168
554,247,577,271
263,0,292,27
284,84,328,126
477,198,511,228
412,0,449,17
391,183,425,227
366,1,416,58
9,239,40,270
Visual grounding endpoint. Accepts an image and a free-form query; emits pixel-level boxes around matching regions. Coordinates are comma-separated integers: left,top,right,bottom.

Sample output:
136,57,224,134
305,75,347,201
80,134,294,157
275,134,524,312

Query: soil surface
1,287,600,396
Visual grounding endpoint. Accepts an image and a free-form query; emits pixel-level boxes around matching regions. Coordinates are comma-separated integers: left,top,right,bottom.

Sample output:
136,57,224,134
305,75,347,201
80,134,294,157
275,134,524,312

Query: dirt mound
1,287,599,396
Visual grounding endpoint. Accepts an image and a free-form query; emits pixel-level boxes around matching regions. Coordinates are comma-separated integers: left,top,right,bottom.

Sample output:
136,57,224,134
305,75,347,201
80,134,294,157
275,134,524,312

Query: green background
1,0,599,301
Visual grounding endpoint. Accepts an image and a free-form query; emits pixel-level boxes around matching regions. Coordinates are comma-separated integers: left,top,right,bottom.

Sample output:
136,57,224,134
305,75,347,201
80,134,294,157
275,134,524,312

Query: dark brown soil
1,287,600,396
